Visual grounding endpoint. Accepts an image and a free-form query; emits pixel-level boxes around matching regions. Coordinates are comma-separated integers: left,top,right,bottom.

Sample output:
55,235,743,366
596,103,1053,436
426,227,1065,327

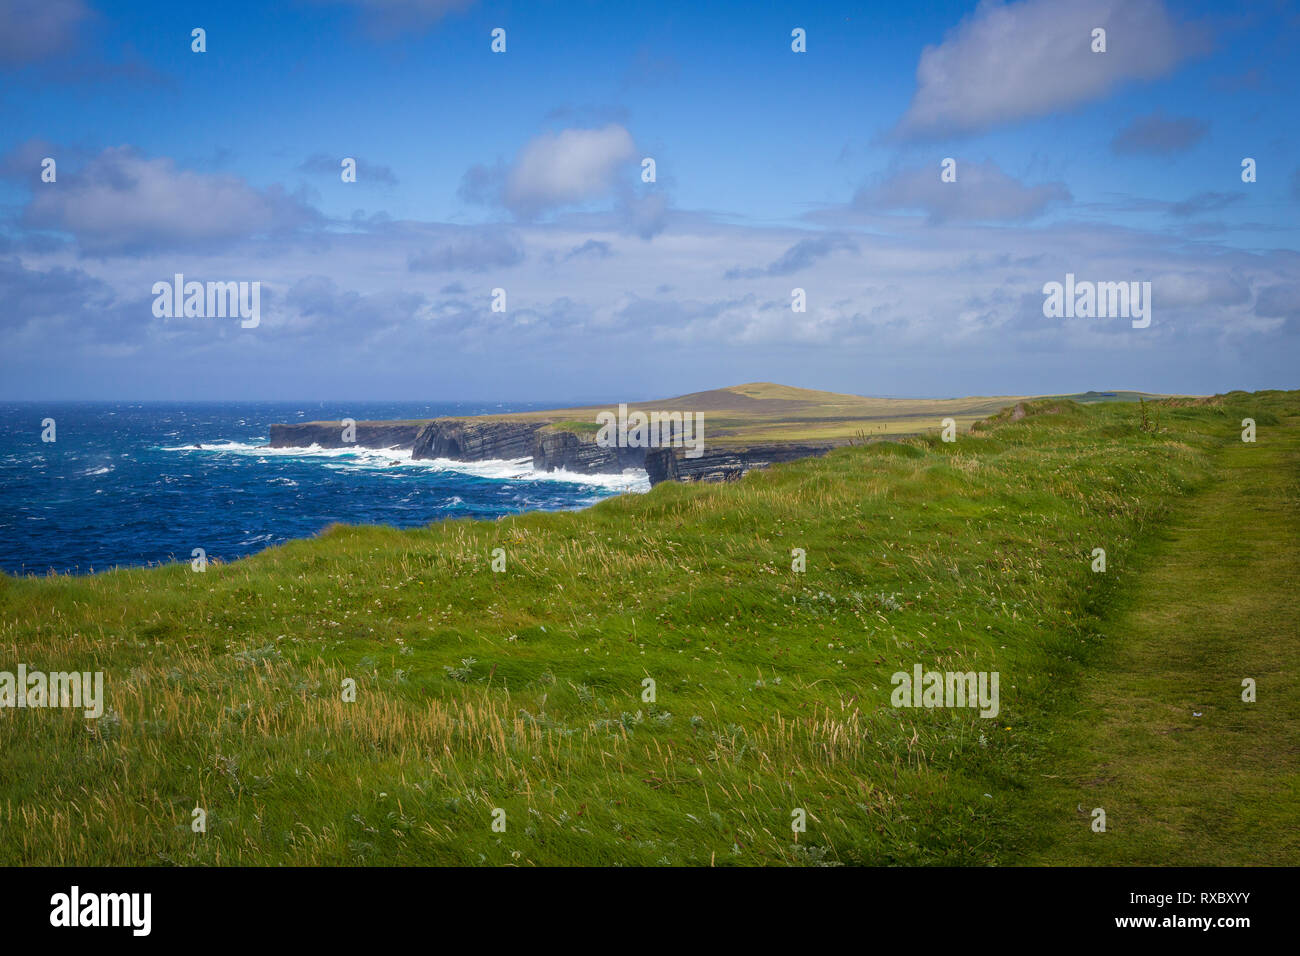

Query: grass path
1026,411,1300,865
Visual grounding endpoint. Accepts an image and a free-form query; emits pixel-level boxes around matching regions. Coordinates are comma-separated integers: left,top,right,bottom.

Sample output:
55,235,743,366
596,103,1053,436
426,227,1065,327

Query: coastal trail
1023,407,1300,865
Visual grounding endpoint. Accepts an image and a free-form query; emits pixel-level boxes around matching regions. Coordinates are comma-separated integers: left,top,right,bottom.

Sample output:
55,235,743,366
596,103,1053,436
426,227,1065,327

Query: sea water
0,401,648,574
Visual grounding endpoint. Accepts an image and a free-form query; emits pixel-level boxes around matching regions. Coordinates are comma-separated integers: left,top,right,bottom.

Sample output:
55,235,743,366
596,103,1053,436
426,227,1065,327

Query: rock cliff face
412,422,649,474
529,429,645,474
644,443,836,484
268,422,426,449
409,420,540,461
268,418,835,486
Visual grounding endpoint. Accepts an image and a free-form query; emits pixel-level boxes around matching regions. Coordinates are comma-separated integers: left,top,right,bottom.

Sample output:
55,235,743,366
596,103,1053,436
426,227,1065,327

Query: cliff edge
266,383,1032,486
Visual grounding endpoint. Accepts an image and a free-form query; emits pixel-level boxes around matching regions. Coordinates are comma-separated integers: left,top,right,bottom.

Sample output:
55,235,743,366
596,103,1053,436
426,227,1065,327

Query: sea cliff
643,443,836,484
267,418,836,486
265,382,1022,487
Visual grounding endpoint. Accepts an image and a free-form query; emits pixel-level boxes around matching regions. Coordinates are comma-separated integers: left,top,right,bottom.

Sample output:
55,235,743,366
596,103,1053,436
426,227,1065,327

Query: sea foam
163,441,650,492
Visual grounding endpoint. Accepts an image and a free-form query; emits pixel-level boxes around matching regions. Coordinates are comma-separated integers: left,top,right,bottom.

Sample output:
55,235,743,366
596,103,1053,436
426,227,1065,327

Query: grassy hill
0,390,1293,866
290,382,1179,447
481,382,1186,444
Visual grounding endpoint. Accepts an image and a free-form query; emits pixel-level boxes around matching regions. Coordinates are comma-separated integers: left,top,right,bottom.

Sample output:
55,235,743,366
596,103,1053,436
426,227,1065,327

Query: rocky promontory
267,416,838,486
268,422,426,449
268,418,650,478
265,383,1026,487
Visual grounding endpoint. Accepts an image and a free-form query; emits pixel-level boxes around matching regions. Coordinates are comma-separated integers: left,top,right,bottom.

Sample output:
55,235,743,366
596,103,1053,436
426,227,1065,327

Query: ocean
0,401,648,575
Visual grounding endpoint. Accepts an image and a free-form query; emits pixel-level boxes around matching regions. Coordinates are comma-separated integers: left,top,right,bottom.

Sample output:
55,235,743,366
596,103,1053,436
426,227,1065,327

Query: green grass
1012,401,1300,864
0,391,1294,866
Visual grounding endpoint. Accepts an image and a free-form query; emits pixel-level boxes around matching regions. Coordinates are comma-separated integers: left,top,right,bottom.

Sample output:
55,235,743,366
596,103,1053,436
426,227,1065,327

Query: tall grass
0,392,1292,865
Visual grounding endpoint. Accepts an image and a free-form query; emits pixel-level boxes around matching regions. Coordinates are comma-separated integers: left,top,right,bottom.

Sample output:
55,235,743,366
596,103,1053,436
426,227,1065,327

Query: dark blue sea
0,402,648,575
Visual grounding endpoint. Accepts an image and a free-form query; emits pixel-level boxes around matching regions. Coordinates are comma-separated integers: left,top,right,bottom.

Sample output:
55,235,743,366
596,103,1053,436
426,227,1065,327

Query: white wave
418,456,649,491
163,441,650,492
80,465,113,476
531,465,650,493
164,440,404,459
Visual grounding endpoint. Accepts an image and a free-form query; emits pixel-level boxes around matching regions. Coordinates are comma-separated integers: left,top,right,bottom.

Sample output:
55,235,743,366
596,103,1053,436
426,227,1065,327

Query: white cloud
459,125,669,234
22,147,318,255
854,159,1070,222
408,229,524,272
505,124,637,216
458,125,637,219
5,207,1295,398
894,0,1205,140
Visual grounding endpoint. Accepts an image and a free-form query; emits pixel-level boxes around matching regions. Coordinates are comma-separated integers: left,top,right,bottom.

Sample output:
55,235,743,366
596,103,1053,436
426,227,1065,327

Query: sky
0,0,1297,402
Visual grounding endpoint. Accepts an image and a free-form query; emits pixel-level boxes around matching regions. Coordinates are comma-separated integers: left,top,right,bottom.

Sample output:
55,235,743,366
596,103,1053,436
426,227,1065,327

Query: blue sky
0,0,1297,401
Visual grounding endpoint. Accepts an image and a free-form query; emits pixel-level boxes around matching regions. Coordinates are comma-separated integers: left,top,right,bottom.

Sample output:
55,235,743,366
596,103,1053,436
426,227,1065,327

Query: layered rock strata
269,419,836,486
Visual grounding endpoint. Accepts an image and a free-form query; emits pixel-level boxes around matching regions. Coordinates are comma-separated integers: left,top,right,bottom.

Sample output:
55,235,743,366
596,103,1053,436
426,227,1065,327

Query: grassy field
0,391,1294,865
